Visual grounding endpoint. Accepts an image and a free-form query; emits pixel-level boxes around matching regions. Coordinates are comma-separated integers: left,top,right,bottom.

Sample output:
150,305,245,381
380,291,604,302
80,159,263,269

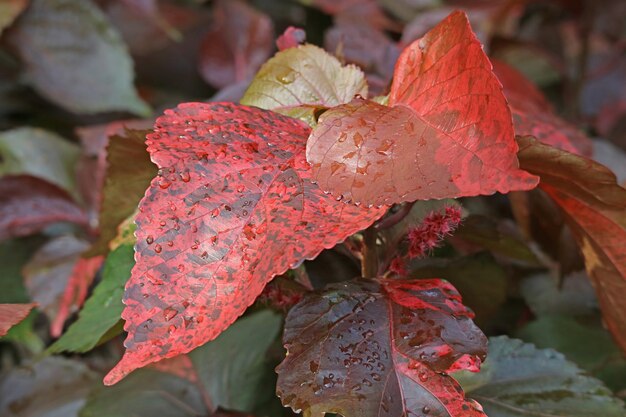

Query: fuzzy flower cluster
389,206,462,276
258,284,303,311
407,206,462,258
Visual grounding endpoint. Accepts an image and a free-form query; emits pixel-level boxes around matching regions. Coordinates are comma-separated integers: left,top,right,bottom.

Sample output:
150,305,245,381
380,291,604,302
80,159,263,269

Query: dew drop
163,307,178,321
146,236,154,244
154,244,162,253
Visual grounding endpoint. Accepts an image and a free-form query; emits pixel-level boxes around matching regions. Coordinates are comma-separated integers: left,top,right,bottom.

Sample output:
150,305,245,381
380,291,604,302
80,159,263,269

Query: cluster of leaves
1,1,626,417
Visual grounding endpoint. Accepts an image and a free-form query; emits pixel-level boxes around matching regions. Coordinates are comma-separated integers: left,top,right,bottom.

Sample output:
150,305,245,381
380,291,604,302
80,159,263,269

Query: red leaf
50,255,104,337
307,11,537,206
492,60,593,156
276,278,487,417
0,175,87,240
0,303,36,337
198,0,274,88
103,103,387,385
276,26,305,51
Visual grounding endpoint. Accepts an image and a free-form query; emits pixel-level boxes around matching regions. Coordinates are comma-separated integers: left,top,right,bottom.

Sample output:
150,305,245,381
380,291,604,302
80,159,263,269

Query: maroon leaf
0,303,36,337
307,11,538,206
277,278,487,417
0,175,87,241
492,60,593,156
517,135,626,352
103,103,387,385
198,0,274,88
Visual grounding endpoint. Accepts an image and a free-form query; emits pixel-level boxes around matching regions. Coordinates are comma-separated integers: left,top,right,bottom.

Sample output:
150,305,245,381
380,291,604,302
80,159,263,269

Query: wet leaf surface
104,102,386,384
454,336,625,417
277,278,487,417
241,44,368,125
0,175,87,240
8,0,150,115
307,11,538,206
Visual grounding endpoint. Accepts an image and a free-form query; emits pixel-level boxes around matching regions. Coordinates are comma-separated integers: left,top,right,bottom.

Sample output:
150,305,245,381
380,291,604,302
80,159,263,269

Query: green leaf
48,244,134,353
0,127,80,200
189,309,282,412
85,129,155,257
517,316,626,393
8,0,150,116
241,44,368,125
80,370,204,417
520,272,598,317
0,0,27,34
79,310,282,417
410,253,508,324
454,336,625,417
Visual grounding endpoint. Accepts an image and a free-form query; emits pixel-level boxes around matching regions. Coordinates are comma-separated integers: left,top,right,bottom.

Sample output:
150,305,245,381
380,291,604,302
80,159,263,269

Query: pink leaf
104,102,387,385
307,11,538,206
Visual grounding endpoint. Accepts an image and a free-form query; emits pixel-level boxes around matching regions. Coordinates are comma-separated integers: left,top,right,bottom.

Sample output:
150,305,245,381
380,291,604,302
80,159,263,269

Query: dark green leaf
454,336,625,417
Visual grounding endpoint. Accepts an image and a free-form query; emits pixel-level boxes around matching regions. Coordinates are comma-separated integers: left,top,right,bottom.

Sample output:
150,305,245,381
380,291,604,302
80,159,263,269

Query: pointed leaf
241,44,368,125
277,278,487,417
103,102,386,385
307,11,537,206
0,175,87,240
8,0,150,115
454,336,625,417
517,135,626,352
0,303,36,337
83,311,282,417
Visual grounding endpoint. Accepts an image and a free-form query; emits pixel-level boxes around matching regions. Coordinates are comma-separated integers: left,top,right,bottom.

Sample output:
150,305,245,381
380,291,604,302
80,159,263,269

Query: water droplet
179,171,191,182
163,307,178,321
422,406,431,414
146,236,154,244
154,244,162,253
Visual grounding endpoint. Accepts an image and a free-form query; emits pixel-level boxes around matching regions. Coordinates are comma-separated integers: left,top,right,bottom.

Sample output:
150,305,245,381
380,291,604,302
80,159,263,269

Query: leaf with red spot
306,11,538,206
493,60,593,156
276,278,487,417
517,135,626,353
103,102,387,385
0,303,36,337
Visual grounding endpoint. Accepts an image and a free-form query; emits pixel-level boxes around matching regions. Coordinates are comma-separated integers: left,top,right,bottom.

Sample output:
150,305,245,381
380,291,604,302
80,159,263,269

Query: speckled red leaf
493,60,592,156
277,278,487,417
103,103,387,385
0,175,87,241
0,303,36,337
517,136,626,352
307,11,537,206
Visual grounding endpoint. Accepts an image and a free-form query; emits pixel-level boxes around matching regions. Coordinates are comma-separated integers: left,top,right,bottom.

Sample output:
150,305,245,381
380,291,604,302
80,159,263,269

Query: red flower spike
103,103,386,385
307,11,538,206
276,26,306,51
407,206,462,259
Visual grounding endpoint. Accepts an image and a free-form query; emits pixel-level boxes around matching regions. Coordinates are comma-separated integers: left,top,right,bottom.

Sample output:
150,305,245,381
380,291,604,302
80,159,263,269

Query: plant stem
374,202,415,230
361,227,378,279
